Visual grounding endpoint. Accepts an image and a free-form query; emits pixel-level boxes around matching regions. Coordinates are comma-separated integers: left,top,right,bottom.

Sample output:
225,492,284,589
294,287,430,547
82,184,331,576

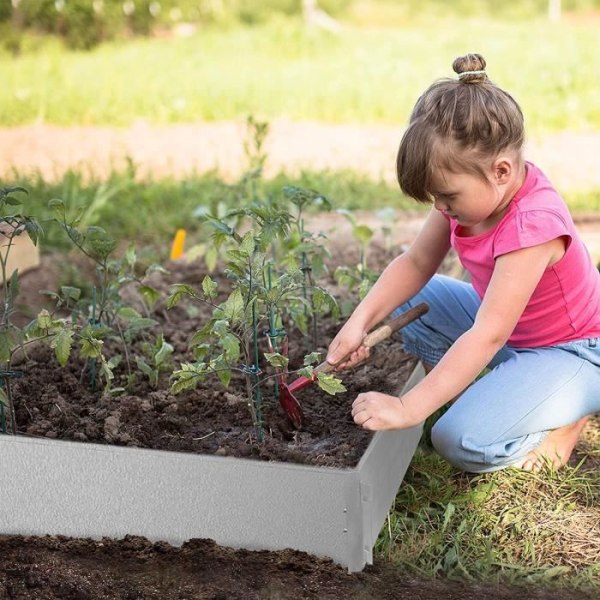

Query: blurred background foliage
4,1,600,131
4,0,600,50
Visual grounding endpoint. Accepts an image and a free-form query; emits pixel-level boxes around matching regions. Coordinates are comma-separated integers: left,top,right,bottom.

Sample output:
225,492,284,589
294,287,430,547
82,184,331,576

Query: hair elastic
457,70,487,80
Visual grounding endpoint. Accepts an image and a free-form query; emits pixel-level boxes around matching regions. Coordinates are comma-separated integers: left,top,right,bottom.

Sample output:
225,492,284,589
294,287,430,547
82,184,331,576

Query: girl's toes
520,455,542,472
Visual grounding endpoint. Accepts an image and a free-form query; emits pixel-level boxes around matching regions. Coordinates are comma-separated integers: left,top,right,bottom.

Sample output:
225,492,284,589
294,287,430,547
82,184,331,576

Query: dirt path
2,121,600,192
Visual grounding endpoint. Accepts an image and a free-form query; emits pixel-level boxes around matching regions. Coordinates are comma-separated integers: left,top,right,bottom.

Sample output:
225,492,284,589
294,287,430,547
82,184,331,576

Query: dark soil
10,252,416,468
0,535,595,600
1,245,595,600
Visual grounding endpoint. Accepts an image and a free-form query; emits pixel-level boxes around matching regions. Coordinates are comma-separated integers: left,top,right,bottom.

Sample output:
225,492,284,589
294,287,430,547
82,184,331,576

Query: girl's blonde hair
397,53,525,202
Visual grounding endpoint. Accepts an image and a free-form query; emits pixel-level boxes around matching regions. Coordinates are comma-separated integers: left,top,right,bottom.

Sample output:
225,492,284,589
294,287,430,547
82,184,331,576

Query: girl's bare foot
517,417,589,472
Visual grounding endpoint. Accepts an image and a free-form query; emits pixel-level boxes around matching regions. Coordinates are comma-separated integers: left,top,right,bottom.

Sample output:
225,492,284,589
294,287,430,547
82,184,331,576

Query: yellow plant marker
170,228,186,260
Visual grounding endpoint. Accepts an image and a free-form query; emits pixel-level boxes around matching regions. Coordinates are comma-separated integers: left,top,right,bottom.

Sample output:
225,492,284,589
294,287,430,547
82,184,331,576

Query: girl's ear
493,157,513,184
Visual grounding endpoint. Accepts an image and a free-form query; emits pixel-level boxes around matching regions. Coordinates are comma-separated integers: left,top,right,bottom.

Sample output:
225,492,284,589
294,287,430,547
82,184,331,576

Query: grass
376,416,600,593
2,167,423,256
5,169,600,258
4,16,600,133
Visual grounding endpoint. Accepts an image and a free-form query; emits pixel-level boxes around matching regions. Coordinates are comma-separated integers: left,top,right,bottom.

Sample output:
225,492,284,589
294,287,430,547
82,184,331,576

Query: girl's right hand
326,321,370,371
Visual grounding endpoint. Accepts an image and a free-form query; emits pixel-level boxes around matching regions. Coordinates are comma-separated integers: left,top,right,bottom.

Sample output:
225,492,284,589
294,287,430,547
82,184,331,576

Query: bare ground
2,121,600,192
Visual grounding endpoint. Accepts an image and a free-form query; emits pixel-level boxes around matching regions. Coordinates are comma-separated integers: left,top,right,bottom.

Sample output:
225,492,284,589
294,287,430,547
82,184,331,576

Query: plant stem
251,301,263,442
4,377,16,434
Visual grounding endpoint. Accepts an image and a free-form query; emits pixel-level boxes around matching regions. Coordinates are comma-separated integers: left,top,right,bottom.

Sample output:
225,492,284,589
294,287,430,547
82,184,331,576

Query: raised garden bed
1,255,423,573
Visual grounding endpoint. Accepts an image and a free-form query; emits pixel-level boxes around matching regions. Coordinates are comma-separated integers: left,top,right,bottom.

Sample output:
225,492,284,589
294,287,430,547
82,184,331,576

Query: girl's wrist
399,393,428,427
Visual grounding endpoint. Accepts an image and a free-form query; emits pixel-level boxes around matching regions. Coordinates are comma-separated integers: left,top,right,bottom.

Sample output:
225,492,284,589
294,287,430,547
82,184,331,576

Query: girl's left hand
351,392,420,431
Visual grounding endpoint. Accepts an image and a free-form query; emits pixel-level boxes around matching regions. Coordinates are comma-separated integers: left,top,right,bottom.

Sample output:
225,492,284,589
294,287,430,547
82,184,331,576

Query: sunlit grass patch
378,440,600,592
3,18,600,133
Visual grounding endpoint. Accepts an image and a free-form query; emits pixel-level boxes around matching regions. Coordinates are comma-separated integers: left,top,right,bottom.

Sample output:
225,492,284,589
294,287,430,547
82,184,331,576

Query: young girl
326,53,600,473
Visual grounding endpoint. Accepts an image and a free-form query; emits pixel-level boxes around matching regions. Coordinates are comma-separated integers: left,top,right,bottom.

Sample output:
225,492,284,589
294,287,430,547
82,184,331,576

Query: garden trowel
279,302,429,429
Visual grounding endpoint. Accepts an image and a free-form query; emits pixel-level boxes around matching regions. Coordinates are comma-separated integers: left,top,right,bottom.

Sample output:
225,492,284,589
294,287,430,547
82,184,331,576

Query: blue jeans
393,274,600,473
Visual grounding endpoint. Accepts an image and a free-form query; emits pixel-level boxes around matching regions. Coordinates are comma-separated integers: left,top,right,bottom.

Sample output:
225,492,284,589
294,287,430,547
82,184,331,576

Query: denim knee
431,419,470,471
431,416,544,473
431,419,492,474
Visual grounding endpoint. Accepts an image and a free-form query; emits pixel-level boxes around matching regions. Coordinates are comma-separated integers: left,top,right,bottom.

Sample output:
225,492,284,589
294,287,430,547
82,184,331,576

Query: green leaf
85,226,117,259
221,288,245,324
541,566,571,580
154,339,174,366
80,337,103,359
204,216,235,237
167,283,197,309
65,225,85,246
358,278,373,301
334,265,357,288
226,249,247,263
211,319,230,336
205,245,218,272
98,355,115,386
145,263,169,276
2,186,27,198
36,309,52,330
201,275,218,300
312,287,339,317
125,245,136,267
107,355,122,370
24,218,43,245
216,365,232,388
220,333,240,363
117,306,142,320
135,356,154,378
6,270,20,307
353,224,374,244
239,231,256,256
138,285,160,309
48,198,64,209
0,330,11,363
0,387,8,406
128,317,159,332
441,502,456,533
303,352,321,366
316,372,347,395
192,343,211,361
298,366,314,379
264,352,289,369
171,363,205,394
50,328,74,367
60,286,81,302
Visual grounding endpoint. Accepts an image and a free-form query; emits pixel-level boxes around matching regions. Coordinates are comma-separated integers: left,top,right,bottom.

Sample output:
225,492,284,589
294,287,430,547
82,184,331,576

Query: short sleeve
493,210,572,258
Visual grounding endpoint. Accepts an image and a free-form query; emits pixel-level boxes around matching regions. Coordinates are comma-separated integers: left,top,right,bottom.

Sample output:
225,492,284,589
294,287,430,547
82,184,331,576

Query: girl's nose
434,198,448,212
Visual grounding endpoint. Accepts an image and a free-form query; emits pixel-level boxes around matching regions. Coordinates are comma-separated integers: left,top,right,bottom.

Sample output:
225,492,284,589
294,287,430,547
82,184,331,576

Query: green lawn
4,17,600,133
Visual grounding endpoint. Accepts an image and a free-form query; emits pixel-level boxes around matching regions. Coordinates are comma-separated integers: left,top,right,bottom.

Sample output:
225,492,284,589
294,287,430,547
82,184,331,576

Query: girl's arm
327,209,450,367
352,236,566,430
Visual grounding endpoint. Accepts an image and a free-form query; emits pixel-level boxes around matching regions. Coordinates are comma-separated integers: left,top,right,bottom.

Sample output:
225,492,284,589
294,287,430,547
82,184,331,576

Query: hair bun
452,53,487,83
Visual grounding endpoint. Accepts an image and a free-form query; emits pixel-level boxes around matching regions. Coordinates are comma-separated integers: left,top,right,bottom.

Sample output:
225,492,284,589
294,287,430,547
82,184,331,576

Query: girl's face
429,166,513,229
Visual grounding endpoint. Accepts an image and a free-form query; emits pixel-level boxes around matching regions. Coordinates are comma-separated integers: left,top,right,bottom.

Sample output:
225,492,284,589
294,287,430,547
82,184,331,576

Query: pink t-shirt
449,162,600,347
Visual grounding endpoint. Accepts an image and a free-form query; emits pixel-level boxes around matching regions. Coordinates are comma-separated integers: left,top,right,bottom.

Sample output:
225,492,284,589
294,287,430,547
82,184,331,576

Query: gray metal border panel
355,362,425,564
1,437,352,564
0,363,425,572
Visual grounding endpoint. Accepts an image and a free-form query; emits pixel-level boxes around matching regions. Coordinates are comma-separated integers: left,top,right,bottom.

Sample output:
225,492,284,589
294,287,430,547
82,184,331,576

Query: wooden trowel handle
363,302,429,347
314,302,429,375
